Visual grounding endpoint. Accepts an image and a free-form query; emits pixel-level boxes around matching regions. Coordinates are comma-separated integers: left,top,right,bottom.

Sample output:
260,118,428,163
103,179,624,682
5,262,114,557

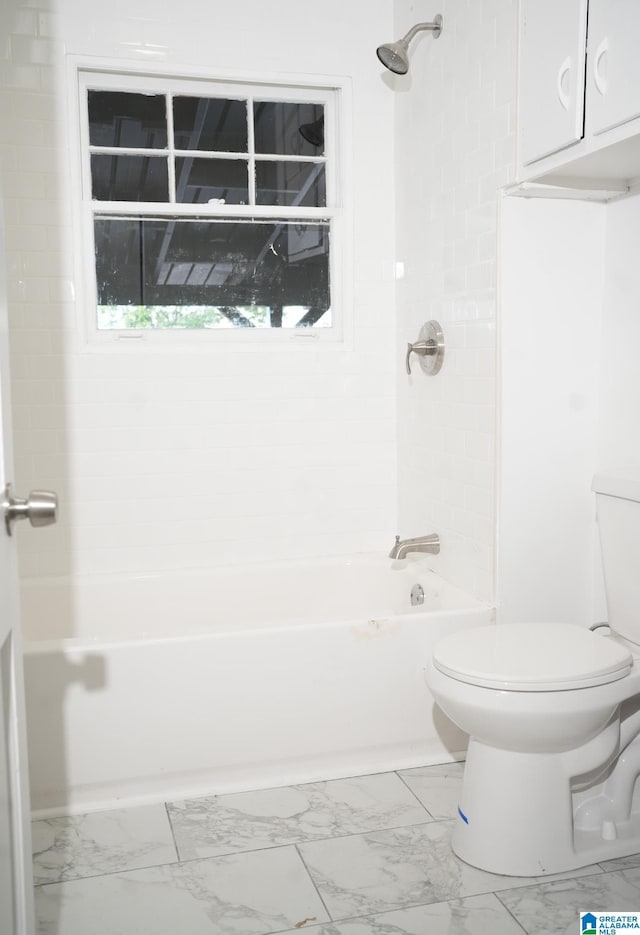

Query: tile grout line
34,855,183,889
491,891,530,935
162,767,436,812
394,768,438,820
493,889,538,935
152,818,445,866
293,843,333,927
164,799,181,863
265,891,535,935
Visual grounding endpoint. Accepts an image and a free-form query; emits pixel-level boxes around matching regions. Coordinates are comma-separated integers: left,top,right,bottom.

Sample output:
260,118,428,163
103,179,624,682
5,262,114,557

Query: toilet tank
592,468,640,646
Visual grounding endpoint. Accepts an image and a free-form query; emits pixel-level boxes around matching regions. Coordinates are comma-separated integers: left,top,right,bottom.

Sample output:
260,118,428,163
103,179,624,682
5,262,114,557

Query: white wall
392,0,518,602
498,187,640,625
0,0,398,577
498,196,605,626
597,193,640,470
498,189,640,628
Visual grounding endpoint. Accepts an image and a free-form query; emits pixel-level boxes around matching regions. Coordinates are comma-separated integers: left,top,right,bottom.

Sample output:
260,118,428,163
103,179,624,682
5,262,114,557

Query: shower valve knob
406,339,435,374
405,320,445,376
3,483,58,536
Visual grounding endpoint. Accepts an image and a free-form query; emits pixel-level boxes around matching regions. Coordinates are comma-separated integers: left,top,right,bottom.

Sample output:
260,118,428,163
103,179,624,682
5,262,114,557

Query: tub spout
389,533,440,560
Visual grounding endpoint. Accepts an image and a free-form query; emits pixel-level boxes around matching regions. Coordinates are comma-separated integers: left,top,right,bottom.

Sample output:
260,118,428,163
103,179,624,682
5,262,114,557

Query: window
77,69,343,343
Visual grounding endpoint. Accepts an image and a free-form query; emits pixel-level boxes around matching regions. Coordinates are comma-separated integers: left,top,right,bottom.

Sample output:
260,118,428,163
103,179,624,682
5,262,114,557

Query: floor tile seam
163,800,181,864
169,817,448,862
393,769,437,820
490,892,530,934
293,843,333,926
163,810,440,855
488,864,612,904
266,889,535,933
161,768,419,811
333,864,612,908
33,852,184,888
35,835,386,890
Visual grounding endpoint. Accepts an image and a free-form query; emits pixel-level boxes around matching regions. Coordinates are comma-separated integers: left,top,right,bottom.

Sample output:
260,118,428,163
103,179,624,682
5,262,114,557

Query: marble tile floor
31,763,640,935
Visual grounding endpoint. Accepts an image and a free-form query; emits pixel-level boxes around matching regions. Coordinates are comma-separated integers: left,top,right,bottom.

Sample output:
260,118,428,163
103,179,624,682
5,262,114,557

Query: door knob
3,483,58,536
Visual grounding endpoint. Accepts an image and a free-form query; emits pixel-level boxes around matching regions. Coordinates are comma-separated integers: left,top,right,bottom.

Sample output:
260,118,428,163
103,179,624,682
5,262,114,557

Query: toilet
425,468,640,876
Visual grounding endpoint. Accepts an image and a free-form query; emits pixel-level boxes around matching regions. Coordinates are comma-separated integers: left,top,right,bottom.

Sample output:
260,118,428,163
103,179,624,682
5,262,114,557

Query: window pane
256,161,325,207
254,102,325,156
175,158,248,205
94,218,330,329
173,97,248,152
88,91,167,148
90,155,169,202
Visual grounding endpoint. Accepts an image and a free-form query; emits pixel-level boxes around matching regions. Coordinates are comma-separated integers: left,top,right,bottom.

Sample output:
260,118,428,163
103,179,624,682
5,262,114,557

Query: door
518,0,588,165
587,0,640,136
0,186,35,933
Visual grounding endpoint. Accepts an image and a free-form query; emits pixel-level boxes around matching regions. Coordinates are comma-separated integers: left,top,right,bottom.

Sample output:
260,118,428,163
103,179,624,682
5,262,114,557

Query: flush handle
4,483,58,536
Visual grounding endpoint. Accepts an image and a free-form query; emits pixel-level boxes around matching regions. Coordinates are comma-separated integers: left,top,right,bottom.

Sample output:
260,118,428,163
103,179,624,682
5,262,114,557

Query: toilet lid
432,622,633,691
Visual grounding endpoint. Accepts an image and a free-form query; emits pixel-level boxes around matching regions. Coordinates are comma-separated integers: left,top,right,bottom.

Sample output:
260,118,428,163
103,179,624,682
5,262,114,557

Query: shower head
376,39,411,75
376,14,443,75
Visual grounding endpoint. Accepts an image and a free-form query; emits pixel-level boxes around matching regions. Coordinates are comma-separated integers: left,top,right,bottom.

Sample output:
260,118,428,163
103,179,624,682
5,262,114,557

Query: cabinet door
588,0,640,136
519,0,588,166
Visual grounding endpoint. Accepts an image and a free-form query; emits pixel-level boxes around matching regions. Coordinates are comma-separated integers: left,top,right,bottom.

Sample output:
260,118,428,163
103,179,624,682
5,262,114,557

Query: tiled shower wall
2,0,519,597
393,0,517,600
0,0,399,577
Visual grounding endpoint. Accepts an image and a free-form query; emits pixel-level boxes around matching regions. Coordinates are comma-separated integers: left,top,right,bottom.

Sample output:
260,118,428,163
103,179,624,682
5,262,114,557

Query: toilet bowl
426,468,640,876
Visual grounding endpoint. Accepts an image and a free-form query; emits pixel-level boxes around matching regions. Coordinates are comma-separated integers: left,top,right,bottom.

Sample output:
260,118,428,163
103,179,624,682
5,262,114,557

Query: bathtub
21,553,493,817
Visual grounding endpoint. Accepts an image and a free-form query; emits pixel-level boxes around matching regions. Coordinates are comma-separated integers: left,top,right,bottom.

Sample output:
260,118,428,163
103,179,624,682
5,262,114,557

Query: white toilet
426,468,640,876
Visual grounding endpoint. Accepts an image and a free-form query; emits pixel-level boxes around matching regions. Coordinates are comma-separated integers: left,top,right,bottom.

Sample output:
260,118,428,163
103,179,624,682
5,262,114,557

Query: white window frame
69,59,351,349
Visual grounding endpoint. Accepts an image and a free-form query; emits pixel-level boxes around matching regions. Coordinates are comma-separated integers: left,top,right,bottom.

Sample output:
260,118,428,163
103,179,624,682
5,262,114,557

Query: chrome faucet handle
405,320,445,376
405,340,434,375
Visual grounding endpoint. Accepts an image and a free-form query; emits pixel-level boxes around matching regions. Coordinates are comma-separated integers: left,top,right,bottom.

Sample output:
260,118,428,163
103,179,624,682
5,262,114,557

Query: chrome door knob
4,483,58,536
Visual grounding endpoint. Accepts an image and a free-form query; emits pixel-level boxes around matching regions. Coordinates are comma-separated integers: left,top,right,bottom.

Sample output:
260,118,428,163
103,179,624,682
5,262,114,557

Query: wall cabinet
517,0,640,197
519,0,588,167
587,0,640,138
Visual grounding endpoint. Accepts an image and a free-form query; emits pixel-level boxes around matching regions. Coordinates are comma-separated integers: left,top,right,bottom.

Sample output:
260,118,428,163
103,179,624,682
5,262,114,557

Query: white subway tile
6,0,516,591
9,35,61,67
0,61,41,90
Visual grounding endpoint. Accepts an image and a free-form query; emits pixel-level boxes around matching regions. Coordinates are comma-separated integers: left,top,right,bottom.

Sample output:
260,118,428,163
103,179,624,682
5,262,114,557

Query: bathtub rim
23,602,492,655
21,553,491,650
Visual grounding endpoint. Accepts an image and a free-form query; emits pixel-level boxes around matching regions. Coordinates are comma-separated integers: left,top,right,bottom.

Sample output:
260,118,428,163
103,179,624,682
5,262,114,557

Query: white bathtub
21,554,493,817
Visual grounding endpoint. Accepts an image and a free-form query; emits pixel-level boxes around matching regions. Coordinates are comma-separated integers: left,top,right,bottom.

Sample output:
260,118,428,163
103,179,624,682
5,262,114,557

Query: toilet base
452,723,635,876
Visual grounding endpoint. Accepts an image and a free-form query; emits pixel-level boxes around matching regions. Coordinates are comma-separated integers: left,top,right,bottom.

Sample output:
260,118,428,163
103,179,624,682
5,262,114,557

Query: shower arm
401,19,443,44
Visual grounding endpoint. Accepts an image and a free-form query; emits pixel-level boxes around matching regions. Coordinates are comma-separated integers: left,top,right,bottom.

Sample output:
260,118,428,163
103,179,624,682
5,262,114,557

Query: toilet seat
432,622,633,691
